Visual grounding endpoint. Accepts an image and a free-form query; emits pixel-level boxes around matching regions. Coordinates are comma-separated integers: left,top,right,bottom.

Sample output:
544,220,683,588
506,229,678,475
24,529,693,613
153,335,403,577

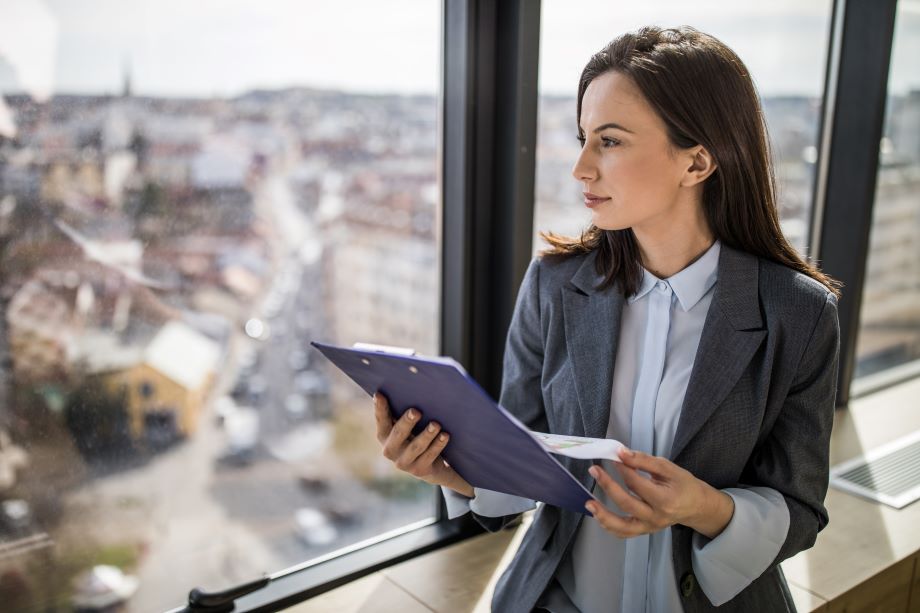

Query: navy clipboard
310,341,594,515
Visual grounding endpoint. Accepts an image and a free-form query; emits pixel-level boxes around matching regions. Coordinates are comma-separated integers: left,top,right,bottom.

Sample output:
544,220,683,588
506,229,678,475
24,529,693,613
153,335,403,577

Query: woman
374,26,840,612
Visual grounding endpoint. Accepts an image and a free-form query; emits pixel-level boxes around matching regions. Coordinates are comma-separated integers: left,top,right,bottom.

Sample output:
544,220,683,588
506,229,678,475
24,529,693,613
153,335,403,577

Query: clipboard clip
352,342,417,356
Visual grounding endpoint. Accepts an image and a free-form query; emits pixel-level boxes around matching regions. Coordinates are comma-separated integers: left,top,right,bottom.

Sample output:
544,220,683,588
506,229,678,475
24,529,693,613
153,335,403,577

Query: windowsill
285,520,521,612
781,374,920,611
293,375,920,612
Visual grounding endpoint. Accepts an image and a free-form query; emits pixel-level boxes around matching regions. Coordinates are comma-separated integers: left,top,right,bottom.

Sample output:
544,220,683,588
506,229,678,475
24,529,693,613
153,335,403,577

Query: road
54,165,433,612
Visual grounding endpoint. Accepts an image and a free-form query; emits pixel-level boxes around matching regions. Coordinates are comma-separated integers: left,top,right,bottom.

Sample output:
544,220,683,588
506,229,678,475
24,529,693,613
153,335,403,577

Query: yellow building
75,321,221,444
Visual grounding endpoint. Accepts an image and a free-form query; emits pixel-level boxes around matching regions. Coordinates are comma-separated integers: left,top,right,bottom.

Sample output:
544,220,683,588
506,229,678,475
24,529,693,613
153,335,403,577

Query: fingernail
588,466,598,478
407,409,417,420
620,447,634,458
439,433,448,442
427,423,437,433
585,502,595,513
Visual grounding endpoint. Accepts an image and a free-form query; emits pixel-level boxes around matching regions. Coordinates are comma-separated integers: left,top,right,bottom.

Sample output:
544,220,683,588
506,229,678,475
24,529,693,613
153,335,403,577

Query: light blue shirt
443,241,790,610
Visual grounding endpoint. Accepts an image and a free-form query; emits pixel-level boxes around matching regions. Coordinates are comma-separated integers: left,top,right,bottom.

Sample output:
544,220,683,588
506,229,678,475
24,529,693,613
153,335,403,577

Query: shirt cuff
691,486,790,606
441,486,472,519
440,486,536,520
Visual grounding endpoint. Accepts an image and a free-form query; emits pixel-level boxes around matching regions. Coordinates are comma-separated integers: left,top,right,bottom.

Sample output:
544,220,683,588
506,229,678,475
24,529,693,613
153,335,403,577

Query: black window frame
168,0,915,609
811,0,899,406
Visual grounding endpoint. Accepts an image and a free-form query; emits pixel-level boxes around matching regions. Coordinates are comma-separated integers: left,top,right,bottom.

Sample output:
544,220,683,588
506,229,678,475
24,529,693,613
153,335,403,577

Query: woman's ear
681,145,717,187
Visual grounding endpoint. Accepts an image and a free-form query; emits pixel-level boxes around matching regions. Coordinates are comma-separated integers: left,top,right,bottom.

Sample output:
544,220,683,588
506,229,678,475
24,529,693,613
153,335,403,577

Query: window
854,1,920,380
0,2,911,611
139,381,154,398
0,2,440,611
533,1,834,256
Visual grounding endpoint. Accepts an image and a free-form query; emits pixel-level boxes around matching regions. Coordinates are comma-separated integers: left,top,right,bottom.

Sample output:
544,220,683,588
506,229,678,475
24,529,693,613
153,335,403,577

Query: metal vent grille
830,430,920,509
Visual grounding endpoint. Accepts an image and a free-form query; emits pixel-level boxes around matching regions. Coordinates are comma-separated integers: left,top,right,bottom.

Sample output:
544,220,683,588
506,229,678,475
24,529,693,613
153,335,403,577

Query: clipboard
310,341,595,515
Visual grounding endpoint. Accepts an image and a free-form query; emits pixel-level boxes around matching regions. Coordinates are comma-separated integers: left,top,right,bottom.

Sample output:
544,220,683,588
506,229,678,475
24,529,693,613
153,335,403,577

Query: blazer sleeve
464,256,550,532
740,292,840,564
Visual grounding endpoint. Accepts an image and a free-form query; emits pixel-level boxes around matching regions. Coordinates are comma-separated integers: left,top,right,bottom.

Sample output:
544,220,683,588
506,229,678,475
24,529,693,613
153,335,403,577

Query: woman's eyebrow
579,122,635,135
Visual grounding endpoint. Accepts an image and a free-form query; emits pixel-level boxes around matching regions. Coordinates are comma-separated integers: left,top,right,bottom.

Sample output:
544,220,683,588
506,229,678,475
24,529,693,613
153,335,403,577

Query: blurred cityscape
0,76,917,611
0,79,439,612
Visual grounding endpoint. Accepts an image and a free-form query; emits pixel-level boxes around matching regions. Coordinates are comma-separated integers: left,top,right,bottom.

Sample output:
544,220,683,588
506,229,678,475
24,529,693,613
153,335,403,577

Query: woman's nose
571,147,597,183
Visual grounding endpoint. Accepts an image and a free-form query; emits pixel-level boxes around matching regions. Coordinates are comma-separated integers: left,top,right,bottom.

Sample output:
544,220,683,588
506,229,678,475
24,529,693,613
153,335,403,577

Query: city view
0,4,918,611
0,84,440,611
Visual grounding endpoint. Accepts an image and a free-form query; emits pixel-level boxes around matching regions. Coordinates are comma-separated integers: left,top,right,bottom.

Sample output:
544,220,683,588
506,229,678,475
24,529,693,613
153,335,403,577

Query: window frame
810,0,899,406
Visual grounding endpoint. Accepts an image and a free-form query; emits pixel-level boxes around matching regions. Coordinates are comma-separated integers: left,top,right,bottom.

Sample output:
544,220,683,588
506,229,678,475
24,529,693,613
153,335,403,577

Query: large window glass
0,2,441,611
534,2,833,256
855,1,920,380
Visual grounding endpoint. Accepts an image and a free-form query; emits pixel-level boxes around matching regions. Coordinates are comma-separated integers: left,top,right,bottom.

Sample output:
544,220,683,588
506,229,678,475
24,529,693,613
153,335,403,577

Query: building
78,321,221,444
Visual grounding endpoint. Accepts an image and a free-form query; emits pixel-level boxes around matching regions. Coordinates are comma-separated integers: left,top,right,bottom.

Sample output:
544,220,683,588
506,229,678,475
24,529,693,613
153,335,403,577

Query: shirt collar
628,240,721,311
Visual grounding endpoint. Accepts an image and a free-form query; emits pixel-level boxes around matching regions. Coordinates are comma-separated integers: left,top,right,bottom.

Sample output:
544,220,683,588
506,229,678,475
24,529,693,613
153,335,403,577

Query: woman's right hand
374,392,474,498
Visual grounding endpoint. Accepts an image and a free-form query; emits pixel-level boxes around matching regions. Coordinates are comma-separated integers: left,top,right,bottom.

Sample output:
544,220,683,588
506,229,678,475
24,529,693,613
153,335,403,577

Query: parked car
216,445,256,467
71,565,139,612
0,499,31,533
230,372,265,406
296,468,330,493
295,508,337,547
323,501,359,525
284,394,310,418
213,396,236,426
216,408,259,468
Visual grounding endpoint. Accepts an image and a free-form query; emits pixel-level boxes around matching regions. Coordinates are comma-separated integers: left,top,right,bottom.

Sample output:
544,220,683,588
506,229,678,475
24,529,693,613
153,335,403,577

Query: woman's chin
592,218,633,232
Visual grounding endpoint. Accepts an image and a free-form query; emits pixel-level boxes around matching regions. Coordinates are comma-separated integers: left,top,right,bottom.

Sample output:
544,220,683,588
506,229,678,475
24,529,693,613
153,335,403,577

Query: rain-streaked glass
0,2,440,611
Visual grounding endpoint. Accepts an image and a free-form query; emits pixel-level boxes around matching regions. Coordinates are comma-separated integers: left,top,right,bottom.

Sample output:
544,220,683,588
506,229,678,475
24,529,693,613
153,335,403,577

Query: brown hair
540,25,840,297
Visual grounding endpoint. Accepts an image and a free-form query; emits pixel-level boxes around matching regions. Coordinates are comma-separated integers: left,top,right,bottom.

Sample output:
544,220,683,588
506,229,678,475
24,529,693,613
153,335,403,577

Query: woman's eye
576,134,619,148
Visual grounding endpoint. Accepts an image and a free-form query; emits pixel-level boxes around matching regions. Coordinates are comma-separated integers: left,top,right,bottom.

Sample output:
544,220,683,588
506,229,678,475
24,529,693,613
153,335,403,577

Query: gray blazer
475,244,840,612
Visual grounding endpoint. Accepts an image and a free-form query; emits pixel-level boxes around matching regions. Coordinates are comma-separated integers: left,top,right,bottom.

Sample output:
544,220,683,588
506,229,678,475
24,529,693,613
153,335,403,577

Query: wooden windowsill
293,376,920,612
781,375,920,611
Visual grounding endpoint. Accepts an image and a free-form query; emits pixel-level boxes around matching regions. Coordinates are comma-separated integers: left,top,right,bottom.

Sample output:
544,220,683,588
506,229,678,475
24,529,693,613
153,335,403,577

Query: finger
584,500,645,538
374,393,394,443
618,448,673,479
589,465,654,521
411,430,451,475
614,462,663,505
382,407,421,459
396,420,442,470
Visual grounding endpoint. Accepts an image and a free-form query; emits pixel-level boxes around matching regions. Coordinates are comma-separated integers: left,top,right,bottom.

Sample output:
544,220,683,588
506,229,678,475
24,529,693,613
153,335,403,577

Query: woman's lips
583,193,611,207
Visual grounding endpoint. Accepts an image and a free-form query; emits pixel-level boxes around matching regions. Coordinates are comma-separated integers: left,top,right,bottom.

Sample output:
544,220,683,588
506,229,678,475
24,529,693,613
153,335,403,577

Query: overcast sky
0,0,918,99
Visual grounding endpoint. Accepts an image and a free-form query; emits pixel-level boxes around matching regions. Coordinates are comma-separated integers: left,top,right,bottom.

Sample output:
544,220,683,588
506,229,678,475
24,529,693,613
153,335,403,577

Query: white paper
531,431,626,462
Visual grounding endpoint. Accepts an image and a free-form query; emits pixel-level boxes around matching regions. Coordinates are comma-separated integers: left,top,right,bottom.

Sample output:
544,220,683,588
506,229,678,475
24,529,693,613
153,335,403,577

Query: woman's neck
633,217,715,279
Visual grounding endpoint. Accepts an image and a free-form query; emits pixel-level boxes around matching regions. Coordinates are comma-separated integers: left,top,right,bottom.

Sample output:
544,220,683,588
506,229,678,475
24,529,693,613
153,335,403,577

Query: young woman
374,26,840,612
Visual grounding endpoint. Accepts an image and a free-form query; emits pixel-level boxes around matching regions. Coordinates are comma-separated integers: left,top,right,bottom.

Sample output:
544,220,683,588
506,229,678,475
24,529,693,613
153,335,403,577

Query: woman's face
572,71,701,233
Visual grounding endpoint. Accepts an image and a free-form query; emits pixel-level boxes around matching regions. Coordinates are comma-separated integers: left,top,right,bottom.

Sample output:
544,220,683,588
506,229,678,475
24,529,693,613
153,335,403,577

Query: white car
295,508,337,547
284,393,309,418
213,395,236,425
71,565,139,611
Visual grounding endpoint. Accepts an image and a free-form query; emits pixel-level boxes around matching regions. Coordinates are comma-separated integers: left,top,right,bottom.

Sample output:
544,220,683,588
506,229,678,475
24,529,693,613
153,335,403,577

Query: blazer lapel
669,245,766,461
562,250,625,439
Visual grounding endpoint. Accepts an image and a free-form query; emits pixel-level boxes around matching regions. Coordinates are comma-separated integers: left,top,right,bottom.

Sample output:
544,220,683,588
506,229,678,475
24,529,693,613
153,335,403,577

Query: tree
64,378,132,460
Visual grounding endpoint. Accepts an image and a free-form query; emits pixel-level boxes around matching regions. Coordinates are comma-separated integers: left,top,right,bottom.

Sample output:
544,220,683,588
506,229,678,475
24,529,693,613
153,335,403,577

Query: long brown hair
540,25,840,297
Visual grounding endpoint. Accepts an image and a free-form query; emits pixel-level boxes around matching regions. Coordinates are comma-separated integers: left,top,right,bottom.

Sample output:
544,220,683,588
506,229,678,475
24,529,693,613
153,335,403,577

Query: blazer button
680,572,697,598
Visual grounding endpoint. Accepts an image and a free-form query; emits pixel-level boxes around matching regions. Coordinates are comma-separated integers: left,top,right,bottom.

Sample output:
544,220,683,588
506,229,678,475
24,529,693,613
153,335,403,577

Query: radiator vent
829,430,920,509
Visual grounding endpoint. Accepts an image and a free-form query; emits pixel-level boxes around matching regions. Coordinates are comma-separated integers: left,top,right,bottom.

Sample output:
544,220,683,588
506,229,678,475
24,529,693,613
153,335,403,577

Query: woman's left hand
585,448,735,540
